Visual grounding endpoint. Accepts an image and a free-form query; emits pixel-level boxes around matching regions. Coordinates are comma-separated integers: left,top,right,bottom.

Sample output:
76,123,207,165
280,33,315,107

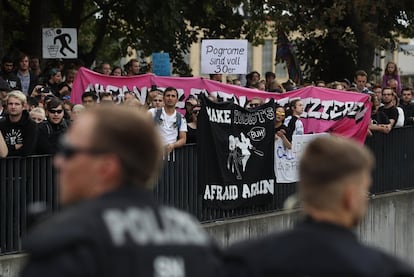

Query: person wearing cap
20,105,221,276
224,136,414,276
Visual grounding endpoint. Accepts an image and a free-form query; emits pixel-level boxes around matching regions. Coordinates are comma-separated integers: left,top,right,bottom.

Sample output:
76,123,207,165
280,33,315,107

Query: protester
244,97,264,110
186,101,201,144
71,104,85,121
151,92,164,108
399,87,414,126
36,97,70,154
149,87,187,153
274,106,291,149
29,107,46,124
20,105,221,276
353,70,370,94
81,91,98,108
0,56,21,90
16,53,39,95
145,85,162,108
369,94,390,135
0,90,38,156
382,61,401,94
110,66,123,76
285,99,304,141
224,136,414,276
379,87,399,130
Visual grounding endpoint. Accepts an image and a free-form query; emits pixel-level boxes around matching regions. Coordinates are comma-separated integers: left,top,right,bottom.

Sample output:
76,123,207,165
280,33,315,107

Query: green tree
243,0,414,82
0,0,244,75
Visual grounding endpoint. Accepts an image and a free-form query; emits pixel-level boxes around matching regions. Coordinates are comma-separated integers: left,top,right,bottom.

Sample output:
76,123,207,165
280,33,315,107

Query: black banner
198,95,276,209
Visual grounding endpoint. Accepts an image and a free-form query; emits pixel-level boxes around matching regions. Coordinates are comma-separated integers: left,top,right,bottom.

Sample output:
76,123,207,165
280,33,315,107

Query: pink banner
72,67,371,142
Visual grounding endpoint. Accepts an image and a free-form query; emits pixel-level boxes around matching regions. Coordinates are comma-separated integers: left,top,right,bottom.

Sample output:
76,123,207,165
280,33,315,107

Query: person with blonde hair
30,107,46,123
0,90,38,156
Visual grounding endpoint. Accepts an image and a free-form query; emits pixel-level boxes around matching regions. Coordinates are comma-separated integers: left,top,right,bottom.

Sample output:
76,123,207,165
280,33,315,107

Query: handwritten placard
201,39,248,74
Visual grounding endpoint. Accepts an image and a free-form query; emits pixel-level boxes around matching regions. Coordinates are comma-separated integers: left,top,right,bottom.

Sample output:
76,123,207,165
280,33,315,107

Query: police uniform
21,186,222,277
224,216,414,277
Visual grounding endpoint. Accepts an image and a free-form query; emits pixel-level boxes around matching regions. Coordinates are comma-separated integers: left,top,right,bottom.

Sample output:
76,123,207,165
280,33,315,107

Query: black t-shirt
371,111,390,125
186,125,197,144
379,106,398,126
399,103,414,126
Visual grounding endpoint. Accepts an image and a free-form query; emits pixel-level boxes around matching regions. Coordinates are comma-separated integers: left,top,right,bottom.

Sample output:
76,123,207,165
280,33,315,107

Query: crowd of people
0,53,413,276
0,53,412,158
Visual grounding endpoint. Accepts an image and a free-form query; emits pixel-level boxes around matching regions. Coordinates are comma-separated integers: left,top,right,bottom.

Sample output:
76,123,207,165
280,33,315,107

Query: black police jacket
223,216,414,277
21,186,222,277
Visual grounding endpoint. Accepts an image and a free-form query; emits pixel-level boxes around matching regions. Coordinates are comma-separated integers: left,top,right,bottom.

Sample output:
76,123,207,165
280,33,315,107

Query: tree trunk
27,0,53,58
0,0,4,58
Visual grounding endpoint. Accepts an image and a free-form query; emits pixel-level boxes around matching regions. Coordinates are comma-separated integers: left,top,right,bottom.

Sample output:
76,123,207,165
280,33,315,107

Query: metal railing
1,126,414,254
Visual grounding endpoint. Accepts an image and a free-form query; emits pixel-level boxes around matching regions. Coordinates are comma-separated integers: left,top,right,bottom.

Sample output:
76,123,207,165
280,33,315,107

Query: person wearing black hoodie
36,97,69,154
0,90,38,156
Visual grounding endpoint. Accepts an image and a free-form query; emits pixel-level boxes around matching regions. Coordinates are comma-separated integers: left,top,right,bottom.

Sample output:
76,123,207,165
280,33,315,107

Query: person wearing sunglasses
21,105,222,277
0,90,38,156
274,106,291,149
36,97,69,154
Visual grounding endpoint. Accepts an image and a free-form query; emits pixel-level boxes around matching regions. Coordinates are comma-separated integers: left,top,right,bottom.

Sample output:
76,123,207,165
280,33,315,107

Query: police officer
21,105,221,276
224,136,414,277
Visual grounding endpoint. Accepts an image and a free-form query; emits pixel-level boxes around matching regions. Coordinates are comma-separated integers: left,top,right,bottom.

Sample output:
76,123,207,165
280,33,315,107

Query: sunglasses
49,109,63,114
276,112,285,116
57,142,108,160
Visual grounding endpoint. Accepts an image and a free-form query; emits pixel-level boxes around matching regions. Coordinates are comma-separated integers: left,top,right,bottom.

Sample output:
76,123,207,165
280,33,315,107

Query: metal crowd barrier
1,126,414,254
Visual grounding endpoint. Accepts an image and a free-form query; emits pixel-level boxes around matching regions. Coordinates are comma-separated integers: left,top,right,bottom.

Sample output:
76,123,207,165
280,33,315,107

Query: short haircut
402,87,413,95
354,70,367,78
6,90,27,105
299,136,374,210
265,72,276,79
87,106,163,188
47,97,63,110
2,56,14,64
163,87,178,97
82,91,98,101
18,53,29,62
289,98,302,110
382,87,393,94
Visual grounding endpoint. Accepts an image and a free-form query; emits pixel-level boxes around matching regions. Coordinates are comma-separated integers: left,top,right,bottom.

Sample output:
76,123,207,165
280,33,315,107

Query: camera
36,86,51,94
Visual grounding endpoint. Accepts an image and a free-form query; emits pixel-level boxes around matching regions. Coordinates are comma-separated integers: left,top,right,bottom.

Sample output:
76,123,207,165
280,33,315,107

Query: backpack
154,108,182,132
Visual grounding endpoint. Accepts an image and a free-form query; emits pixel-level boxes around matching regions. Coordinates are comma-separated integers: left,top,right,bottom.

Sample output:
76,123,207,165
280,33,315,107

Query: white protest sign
42,28,78,59
201,39,248,74
274,133,329,183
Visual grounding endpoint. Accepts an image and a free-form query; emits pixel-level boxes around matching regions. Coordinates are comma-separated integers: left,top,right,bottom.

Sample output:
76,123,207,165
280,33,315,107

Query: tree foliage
0,0,244,75
242,0,414,82
0,0,413,79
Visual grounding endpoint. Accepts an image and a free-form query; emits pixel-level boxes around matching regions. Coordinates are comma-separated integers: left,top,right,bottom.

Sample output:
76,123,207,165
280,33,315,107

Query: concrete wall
0,254,26,277
1,190,414,276
204,189,414,265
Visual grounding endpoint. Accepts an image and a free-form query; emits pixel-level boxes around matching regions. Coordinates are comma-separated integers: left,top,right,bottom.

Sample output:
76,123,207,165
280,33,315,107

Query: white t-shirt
149,108,187,145
284,115,304,136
